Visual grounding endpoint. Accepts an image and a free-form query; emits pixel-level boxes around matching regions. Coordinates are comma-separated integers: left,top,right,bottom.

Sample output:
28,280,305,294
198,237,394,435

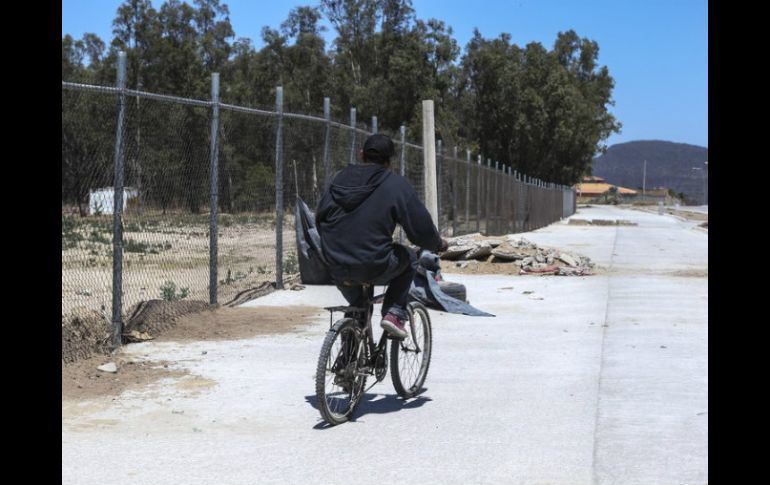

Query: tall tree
63,0,622,207
458,29,620,183
111,0,157,90
193,0,234,72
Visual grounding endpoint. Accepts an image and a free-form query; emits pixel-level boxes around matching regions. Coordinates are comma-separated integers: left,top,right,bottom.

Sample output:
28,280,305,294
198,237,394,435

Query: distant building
89,187,139,215
574,176,638,203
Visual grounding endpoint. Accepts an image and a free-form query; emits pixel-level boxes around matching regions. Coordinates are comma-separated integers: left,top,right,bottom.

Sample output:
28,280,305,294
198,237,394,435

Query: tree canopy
63,0,621,186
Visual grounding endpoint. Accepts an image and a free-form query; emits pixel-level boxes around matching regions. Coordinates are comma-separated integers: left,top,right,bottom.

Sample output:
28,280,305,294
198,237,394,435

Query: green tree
63,0,623,205
458,29,620,184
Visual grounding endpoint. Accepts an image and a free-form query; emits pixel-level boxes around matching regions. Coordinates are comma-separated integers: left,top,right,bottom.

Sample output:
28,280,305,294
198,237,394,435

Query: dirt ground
670,269,709,278
62,308,112,364
62,213,297,316
443,261,529,276
62,355,188,401
155,305,321,342
444,260,602,276
62,304,322,401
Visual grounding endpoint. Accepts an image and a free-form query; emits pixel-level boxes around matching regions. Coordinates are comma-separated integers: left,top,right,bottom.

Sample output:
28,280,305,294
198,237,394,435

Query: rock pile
440,233,595,276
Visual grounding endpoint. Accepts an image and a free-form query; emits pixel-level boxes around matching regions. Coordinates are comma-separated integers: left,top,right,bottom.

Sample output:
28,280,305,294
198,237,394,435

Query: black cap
363,134,395,164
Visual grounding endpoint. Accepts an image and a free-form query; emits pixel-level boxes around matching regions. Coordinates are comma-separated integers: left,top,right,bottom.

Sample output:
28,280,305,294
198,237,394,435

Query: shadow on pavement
306,391,432,429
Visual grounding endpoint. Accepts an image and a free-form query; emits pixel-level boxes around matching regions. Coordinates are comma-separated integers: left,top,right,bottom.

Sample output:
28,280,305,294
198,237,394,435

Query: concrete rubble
97,362,118,373
442,233,595,275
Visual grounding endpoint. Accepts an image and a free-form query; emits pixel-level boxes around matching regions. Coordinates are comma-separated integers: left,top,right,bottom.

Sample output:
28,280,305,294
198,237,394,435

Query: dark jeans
335,244,417,322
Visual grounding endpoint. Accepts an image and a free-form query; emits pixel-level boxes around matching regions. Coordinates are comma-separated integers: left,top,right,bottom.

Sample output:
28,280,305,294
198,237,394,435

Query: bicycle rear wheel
390,302,432,398
315,318,368,425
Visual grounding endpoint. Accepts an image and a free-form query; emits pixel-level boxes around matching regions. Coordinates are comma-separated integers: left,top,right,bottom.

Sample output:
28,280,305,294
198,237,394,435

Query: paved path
62,206,707,484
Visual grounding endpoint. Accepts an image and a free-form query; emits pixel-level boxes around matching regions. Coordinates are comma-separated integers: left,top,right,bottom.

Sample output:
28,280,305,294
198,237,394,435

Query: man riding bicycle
316,133,448,339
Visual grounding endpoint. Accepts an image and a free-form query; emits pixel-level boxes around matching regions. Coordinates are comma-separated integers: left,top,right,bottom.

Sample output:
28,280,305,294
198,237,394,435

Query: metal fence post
503,165,509,234
512,170,516,229
371,115,378,134
572,185,576,216
476,154,481,233
208,73,220,305
504,166,509,234
349,107,357,165
528,176,533,231
323,97,331,188
465,149,471,234
452,146,458,236
274,86,285,289
509,167,514,233
494,161,499,235
512,169,518,232
399,125,406,244
535,179,540,228
437,139,443,231
486,159,492,235
523,175,528,231
500,165,505,234
111,51,127,349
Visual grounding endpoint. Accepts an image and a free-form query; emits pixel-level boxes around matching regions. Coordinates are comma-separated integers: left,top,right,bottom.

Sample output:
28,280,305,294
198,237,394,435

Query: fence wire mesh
119,97,213,314
62,71,575,343
62,88,118,316
215,108,278,305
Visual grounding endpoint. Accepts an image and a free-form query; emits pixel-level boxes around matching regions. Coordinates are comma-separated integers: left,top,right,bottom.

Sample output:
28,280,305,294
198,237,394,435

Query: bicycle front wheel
390,302,432,398
315,318,368,425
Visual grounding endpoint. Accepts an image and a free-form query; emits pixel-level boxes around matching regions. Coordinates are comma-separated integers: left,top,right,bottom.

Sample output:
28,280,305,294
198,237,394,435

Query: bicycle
314,283,433,425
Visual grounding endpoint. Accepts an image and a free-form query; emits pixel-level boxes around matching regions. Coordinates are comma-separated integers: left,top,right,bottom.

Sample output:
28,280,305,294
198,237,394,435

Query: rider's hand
438,238,449,253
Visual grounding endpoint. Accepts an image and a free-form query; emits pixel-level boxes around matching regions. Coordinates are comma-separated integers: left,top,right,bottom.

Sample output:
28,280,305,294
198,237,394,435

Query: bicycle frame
325,284,391,373
363,286,389,362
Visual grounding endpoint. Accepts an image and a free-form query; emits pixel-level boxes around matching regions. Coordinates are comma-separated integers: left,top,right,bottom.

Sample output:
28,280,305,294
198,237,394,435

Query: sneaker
380,313,408,339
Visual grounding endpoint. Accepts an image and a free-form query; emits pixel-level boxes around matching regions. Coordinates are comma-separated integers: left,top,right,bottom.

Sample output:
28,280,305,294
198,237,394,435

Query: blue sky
62,0,708,148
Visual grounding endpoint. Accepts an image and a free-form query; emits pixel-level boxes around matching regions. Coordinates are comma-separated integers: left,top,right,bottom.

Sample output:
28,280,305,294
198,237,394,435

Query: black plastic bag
295,197,332,284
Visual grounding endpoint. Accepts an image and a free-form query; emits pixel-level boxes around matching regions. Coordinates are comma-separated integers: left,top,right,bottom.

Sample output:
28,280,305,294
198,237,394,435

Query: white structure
88,187,138,215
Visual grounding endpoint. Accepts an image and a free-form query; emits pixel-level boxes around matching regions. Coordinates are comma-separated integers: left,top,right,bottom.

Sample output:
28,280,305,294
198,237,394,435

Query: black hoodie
315,163,442,282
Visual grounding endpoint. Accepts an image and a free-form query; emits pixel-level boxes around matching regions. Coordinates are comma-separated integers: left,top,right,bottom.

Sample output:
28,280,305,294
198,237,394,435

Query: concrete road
62,206,707,485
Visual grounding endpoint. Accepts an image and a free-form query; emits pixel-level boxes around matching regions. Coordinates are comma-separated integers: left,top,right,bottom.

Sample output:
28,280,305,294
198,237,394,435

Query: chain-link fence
62,52,576,346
